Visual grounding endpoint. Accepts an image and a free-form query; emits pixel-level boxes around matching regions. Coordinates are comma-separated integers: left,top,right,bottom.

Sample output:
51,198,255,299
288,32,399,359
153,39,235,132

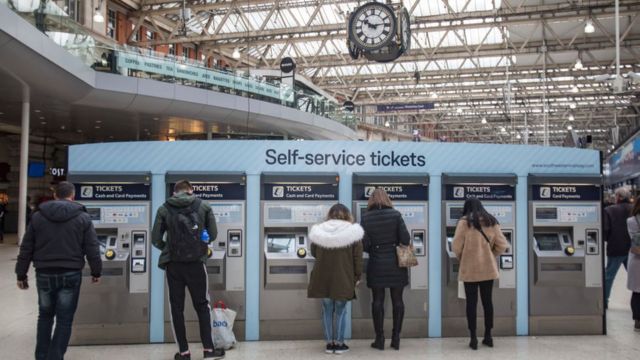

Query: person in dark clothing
360,188,410,351
0,196,6,242
152,180,224,360
604,187,634,307
15,181,102,360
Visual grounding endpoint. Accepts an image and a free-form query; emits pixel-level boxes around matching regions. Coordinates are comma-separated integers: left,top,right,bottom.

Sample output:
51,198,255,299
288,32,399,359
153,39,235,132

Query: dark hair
327,203,353,223
54,181,75,199
367,188,393,210
461,197,498,230
631,199,640,217
174,180,193,194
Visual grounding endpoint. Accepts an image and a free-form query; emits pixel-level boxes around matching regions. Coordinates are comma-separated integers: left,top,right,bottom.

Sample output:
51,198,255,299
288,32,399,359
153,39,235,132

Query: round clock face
400,8,411,52
349,2,397,51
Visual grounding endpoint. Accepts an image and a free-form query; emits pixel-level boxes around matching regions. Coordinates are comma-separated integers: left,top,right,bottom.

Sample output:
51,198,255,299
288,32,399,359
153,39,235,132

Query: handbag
396,243,418,268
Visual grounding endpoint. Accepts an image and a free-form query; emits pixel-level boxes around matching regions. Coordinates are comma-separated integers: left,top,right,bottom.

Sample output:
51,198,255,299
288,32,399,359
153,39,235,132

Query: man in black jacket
603,187,633,308
15,182,102,360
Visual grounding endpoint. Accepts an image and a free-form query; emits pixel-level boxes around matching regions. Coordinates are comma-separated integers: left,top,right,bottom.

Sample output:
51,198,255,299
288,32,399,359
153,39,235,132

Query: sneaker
174,352,191,360
635,320,640,332
325,343,335,354
334,343,350,355
204,349,225,359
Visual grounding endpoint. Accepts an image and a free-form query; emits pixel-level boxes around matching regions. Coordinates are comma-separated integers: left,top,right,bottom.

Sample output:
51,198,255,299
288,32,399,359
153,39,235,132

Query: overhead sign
445,184,515,201
263,183,338,201
168,182,245,200
343,101,355,112
280,57,296,73
353,184,428,201
76,183,150,201
377,103,434,112
532,185,601,201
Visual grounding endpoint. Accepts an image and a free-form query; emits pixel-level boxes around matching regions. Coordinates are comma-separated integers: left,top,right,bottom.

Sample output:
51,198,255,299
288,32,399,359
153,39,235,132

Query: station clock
348,2,397,51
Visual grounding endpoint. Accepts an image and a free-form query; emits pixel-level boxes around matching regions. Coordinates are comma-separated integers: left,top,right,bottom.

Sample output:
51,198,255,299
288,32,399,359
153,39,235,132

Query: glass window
130,24,138,41
146,30,153,41
107,9,116,39
182,47,190,59
169,44,175,55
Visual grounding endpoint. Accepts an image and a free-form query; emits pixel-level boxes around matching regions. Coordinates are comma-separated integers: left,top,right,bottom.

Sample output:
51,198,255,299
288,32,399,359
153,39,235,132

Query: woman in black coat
360,188,410,350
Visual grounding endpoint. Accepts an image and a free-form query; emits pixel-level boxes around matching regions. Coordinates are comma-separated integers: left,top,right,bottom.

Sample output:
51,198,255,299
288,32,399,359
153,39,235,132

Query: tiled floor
1,234,639,360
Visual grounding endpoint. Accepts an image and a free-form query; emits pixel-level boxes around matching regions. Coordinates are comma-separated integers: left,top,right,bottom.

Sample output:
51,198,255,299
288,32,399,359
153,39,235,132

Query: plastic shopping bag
458,281,466,299
212,301,237,350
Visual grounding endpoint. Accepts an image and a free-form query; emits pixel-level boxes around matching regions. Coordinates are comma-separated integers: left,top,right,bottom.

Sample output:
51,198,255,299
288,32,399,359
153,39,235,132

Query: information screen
266,234,296,253
267,207,292,221
87,208,101,221
449,207,463,220
536,207,558,220
536,233,562,251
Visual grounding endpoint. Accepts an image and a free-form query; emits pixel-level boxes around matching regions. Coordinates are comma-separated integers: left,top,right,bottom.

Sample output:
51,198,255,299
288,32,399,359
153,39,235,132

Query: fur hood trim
309,219,364,249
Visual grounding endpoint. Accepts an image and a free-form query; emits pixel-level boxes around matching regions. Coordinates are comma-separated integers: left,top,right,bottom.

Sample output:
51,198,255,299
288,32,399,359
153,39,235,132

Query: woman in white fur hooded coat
307,203,364,354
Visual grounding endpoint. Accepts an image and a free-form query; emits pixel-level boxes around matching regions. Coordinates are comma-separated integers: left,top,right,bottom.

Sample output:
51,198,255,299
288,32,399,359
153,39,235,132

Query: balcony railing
1,0,357,129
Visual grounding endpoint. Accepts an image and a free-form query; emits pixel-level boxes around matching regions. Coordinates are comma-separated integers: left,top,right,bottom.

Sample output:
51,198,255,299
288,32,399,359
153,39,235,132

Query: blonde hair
367,188,393,210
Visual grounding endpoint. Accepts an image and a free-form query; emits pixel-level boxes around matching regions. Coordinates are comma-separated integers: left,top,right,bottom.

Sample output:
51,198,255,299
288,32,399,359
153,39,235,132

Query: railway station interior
0,0,639,359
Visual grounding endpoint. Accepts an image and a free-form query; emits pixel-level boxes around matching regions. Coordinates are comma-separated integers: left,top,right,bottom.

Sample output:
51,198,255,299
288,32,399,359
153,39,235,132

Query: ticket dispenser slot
227,230,243,257
412,230,426,256
586,229,599,255
130,231,147,273
500,230,514,270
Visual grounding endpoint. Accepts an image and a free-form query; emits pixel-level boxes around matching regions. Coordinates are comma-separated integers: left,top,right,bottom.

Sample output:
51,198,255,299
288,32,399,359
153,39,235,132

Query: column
516,176,529,335
149,173,166,342
244,173,261,340
338,171,353,339
428,175,442,337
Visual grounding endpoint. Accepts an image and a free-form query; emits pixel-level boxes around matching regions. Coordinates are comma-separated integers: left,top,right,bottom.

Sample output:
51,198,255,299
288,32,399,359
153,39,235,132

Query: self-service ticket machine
69,173,152,344
164,173,247,341
351,173,429,338
260,173,338,339
528,174,603,335
441,174,517,337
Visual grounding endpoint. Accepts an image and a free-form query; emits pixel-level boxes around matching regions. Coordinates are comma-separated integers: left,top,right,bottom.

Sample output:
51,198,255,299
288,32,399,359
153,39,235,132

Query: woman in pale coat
625,200,640,332
452,198,510,350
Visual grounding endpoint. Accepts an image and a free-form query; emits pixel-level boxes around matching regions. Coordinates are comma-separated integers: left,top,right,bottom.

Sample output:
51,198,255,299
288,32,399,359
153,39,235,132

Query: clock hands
363,18,383,30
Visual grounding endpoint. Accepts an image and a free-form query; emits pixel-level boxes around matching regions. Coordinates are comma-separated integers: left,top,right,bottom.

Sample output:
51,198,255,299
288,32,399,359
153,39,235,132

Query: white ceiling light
481,117,487,124
93,10,104,23
384,121,390,128
568,114,575,121
232,48,241,59
569,103,577,109
456,108,463,114
584,19,595,34
500,126,506,133
516,133,522,139
571,85,579,93
430,92,438,99
567,125,573,130
574,59,583,70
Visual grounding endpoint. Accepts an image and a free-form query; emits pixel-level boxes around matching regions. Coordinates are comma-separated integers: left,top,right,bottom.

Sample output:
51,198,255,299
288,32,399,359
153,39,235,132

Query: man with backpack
152,180,224,360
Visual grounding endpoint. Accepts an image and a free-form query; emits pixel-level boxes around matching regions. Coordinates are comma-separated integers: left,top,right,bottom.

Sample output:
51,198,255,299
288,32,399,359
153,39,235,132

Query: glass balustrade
1,0,357,129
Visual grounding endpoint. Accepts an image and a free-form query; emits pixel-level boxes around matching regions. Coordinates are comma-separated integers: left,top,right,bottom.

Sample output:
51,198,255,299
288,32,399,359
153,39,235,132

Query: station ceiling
124,0,640,149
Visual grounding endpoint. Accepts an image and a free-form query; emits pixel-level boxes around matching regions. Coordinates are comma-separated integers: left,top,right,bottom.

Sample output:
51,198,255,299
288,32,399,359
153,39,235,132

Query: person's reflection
34,0,48,32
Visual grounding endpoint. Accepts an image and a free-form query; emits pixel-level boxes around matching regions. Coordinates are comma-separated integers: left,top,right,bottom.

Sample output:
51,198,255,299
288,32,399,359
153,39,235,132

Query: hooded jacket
151,193,217,270
604,201,633,256
307,219,364,300
15,200,102,281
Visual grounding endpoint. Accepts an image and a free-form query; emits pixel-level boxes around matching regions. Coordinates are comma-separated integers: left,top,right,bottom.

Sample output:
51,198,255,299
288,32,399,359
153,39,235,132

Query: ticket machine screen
450,207,463,220
536,208,558,220
97,235,108,255
536,233,562,251
267,234,296,253
87,208,101,221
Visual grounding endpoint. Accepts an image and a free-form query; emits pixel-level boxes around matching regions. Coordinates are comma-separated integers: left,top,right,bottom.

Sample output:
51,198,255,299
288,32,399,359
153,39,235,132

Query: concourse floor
1,234,639,360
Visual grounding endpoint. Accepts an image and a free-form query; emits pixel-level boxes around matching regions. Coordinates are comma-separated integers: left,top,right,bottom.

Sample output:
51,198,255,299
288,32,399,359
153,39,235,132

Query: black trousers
166,262,214,353
632,292,640,320
464,280,494,333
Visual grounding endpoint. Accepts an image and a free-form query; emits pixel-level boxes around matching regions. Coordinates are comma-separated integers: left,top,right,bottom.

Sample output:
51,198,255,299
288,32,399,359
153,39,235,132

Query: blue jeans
321,299,348,344
35,271,82,360
604,255,628,305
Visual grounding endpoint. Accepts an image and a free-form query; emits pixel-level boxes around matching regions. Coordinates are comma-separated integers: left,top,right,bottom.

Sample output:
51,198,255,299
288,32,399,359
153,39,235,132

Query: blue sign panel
531,185,601,201
444,184,515,201
353,184,428,201
262,183,338,201
377,103,435,112
168,182,245,200
75,183,150,201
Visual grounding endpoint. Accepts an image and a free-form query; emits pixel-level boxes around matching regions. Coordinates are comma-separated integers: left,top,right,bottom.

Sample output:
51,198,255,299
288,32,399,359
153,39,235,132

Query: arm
151,207,167,250
396,213,410,246
15,222,36,281
353,241,364,282
82,218,102,278
452,220,466,260
360,217,371,253
205,204,218,243
491,225,510,256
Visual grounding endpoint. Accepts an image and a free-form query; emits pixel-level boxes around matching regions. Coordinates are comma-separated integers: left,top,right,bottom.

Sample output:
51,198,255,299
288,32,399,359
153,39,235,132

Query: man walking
15,181,102,360
152,180,224,360
604,187,634,308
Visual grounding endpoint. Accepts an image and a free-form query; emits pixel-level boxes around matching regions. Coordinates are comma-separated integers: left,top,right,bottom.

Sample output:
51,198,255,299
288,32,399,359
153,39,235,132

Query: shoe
635,320,640,332
370,335,384,350
334,343,350,355
482,337,494,347
174,352,191,360
390,335,400,350
469,337,478,350
325,343,335,354
203,349,225,359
